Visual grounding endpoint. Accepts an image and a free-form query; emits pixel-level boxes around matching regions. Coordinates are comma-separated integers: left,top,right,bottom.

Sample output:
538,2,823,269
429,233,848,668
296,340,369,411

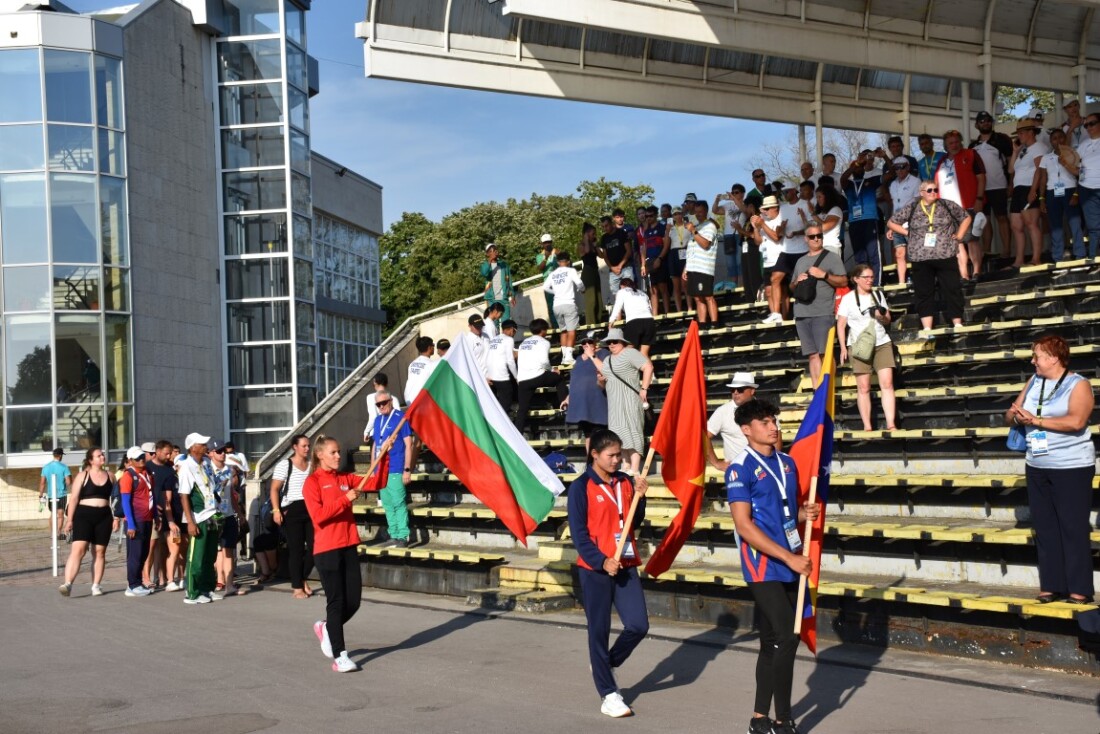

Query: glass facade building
0,32,133,460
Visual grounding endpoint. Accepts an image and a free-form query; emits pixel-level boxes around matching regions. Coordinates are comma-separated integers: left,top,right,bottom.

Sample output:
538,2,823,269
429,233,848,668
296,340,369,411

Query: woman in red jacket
302,435,377,673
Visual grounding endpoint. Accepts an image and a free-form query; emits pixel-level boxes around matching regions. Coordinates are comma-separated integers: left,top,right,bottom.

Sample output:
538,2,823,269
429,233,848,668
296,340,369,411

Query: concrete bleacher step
467,586,575,613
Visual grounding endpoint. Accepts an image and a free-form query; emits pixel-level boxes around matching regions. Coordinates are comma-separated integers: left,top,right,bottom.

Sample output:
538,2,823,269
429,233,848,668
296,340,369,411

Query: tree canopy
379,178,653,329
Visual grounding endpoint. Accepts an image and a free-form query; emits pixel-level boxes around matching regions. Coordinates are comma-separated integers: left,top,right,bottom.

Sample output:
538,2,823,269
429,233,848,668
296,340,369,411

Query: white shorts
553,302,580,331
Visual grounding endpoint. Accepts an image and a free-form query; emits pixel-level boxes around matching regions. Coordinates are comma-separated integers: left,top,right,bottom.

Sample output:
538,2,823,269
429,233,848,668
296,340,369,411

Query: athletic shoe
208,590,224,601
58,582,71,597
184,594,212,605
600,691,632,718
165,581,182,592
90,584,104,597
314,620,333,658
747,716,775,734
125,586,151,597
772,720,801,734
332,652,358,673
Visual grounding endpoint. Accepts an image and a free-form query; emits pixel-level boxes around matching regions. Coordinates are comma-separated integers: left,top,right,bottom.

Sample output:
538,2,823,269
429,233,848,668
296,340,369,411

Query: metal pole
323,351,330,397
798,124,807,165
51,474,58,577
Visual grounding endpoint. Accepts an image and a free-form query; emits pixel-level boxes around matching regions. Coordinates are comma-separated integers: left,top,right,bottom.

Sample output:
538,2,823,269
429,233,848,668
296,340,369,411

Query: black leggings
742,242,762,303
749,581,800,721
314,545,362,656
282,500,314,589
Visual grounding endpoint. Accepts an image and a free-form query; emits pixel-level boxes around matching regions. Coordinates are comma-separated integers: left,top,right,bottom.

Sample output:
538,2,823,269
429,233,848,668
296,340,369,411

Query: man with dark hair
598,215,634,299
487,319,519,411
880,135,919,184
970,110,1013,273
714,184,750,291
684,199,720,325
39,447,71,539
746,170,775,210
147,439,178,591
726,398,819,734
841,150,885,285
514,319,568,435
468,313,490,377
916,134,946,182
548,251,585,365
638,205,670,315
481,243,514,321
436,339,450,358
405,336,437,405
578,222,605,325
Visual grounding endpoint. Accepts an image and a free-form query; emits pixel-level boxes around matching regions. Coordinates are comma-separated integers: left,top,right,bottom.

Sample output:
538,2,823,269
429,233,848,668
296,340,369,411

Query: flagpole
612,447,655,561
355,413,411,490
793,474,819,633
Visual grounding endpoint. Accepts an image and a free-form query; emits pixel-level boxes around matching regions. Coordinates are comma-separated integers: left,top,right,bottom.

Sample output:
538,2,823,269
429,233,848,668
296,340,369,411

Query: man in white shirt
468,313,491,377
775,185,812,319
1008,118,1051,268
883,157,920,284
683,199,720,325
404,336,437,405
363,374,401,443
178,432,219,605
487,319,519,412
705,372,765,470
546,252,585,365
1076,111,1100,257
752,195,785,324
513,318,567,435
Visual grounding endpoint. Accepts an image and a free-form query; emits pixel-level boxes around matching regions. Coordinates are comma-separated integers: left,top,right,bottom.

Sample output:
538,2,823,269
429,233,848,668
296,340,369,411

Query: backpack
792,252,828,304
261,458,293,533
110,470,132,519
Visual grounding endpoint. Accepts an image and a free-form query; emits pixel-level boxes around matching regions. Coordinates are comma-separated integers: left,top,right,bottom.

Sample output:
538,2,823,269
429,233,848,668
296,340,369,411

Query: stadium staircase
257,257,1100,674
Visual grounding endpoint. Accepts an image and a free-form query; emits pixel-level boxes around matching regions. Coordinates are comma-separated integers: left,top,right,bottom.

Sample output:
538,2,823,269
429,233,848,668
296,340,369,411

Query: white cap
484,242,497,252
140,441,156,453
726,372,759,389
539,233,553,244
892,156,910,166
125,446,145,460
184,432,211,450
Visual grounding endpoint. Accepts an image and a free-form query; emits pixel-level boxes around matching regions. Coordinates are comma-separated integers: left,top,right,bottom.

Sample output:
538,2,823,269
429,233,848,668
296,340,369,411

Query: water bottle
38,495,46,513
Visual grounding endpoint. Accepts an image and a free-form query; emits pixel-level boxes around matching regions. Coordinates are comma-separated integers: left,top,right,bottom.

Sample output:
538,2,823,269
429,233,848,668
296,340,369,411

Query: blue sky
69,1,786,229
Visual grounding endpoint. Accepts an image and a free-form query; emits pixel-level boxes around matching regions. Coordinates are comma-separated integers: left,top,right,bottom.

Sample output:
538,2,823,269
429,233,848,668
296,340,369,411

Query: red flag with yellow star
644,321,708,577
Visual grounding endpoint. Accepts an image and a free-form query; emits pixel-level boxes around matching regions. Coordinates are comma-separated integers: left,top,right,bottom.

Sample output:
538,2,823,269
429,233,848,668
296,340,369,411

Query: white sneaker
600,691,633,718
165,581,182,592
58,582,71,597
208,590,224,601
315,620,333,658
184,594,212,605
90,584,104,597
332,652,358,673
125,586,151,597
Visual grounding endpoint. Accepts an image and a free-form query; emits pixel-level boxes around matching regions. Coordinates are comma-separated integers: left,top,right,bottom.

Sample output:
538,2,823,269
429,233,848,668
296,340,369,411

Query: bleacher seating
340,256,1100,673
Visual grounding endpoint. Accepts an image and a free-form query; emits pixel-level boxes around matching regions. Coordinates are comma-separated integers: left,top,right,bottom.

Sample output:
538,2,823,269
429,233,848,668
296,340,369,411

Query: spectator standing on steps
608,278,656,358
1008,118,1051,268
638,205,671,315
363,374,401,445
683,199,720,326
372,392,414,548
840,149,885,285
706,372,760,471
514,319,568,436
487,319,519,413
1077,111,1100,258
270,434,315,599
837,264,898,431
405,336,438,405
562,333,610,454
884,157,921,284
578,223,606,325
598,216,635,299
592,329,654,477
39,447,71,539
547,251,585,366
1036,128,1086,262
791,225,847,384
481,243,514,322
969,111,1013,272
536,234,560,329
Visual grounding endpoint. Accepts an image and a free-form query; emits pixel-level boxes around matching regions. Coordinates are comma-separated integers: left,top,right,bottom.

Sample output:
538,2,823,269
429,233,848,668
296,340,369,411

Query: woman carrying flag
726,399,819,734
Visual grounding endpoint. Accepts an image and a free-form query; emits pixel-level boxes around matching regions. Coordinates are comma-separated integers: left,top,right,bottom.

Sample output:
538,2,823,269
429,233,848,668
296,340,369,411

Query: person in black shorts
59,447,118,597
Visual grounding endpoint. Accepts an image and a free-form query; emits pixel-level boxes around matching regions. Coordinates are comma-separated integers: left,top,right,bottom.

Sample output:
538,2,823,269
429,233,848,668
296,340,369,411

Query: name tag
615,532,636,559
924,232,937,249
783,519,803,553
1028,430,1050,456
851,203,864,219
679,249,688,260
1053,181,1066,198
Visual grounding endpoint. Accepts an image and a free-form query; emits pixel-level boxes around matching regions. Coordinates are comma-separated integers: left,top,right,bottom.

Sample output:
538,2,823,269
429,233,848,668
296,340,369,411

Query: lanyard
921,156,936,180
1036,371,1069,418
919,201,937,232
746,448,791,519
852,176,866,199
379,410,396,438
596,477,626,530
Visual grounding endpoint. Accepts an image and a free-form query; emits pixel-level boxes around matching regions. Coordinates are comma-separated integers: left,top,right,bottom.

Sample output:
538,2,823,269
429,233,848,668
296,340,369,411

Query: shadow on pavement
623,611,738,699
352,608,491,664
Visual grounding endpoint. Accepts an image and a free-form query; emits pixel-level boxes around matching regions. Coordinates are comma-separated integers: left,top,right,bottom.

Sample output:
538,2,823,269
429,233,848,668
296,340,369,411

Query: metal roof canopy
357,0,1100,147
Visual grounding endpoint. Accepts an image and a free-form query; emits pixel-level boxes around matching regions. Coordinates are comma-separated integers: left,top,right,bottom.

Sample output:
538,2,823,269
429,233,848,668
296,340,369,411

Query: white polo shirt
516,335,552,382
486,334,518,382
404,355,437,404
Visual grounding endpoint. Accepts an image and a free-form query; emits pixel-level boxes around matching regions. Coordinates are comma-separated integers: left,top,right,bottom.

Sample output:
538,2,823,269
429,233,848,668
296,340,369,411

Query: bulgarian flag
405,332,565,544
789,329,836,656
644,321,708,578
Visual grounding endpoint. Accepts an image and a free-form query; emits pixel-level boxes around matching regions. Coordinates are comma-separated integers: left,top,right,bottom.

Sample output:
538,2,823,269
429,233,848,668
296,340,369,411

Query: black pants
491,377,515,415
126,520,152,589
910,257,964,322
282,500,314,590
313,545,362,656
1026,464,1095,598
749,581,800,721
514,371,567,435
742,242,762,302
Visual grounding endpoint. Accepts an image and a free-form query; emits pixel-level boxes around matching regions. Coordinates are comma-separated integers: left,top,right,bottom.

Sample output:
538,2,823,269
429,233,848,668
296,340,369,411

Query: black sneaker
747,716,775,734
394,538,409,548
772,720,801,734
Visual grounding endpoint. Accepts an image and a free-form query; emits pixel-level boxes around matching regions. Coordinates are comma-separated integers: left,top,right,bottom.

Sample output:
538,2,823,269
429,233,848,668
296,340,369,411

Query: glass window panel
50,173,98,263
103,267,129,312
1,173,48,264
98,129,125,175
295,300,314,342
48,124,95,172
297,386,316,417
293,258,313,301
292,214,311,257
5,314,52,405
219,81,283,126
6,407,52,454
228,429,280,461
4,266,49,311
94,55,123,130
223,0,281,35
223,169,286,213
289,129,309,174
296,343,315,385
106,404,132,453
286,43,307,91
228,387,293,429
227,301,290,342
55,314,102,402
228,343,291,385
226,257,288,300
0,49,43,123
218,39,282,83
288,86,308,132
58,403,104,451
221,126,284,169
104,315,131,403
224,212,287,255
99,176,127,265
44,50,92,125
0,125,44,171
291,172,310,215
285,2,306,46
53,264,101,311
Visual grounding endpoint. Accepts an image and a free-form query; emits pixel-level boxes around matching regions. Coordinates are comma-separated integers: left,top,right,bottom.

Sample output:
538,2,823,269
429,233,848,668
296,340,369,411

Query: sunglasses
133,456,146,461
733,387,753,393
856,274,874,280
210,448,225,454
752,173,765,178
1085,120,1100,128
376,399,392,407
806,233,823,240
922,187,939,193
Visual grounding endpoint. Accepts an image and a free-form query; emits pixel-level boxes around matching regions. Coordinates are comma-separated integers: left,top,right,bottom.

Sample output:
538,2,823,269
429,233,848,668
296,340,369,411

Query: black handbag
609,357,657,434
792,251,828,304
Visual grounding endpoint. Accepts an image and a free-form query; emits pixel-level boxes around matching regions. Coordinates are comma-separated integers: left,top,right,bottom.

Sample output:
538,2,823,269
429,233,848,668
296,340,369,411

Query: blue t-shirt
726,448,800,584
843,174,881,222
41,460,71,498
374,409,413,475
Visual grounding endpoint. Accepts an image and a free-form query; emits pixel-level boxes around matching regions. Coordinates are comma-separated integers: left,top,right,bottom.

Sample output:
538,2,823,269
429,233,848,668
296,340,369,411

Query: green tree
995,87,1057,122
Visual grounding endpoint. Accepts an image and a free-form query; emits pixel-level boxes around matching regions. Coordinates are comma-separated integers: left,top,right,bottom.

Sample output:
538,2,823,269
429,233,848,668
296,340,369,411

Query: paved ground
2,540,1098,733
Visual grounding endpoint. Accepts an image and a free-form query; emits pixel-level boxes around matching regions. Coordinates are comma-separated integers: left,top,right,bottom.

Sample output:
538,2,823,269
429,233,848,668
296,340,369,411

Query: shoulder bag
792,252,828,304
608,357,657,434
1006,377,1034,453
850,290,885,363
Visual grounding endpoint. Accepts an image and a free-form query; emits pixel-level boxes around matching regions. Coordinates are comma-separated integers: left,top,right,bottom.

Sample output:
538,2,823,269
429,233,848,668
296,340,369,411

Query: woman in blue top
561,334,609,454
726,399,819,734
1006,334,1096,604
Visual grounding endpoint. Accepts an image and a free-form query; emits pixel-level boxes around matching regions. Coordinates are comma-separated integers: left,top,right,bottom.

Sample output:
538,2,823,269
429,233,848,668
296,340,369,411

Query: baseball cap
140,441,155,453
125,446,145,460
975,111,994,122
892,156,909,166
539,233,553,244
52,447,64,457
579,330,603,345
184,432,211,450
484,243,497,252
208,439,227,452
683,193,697,203
468,314,485,327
